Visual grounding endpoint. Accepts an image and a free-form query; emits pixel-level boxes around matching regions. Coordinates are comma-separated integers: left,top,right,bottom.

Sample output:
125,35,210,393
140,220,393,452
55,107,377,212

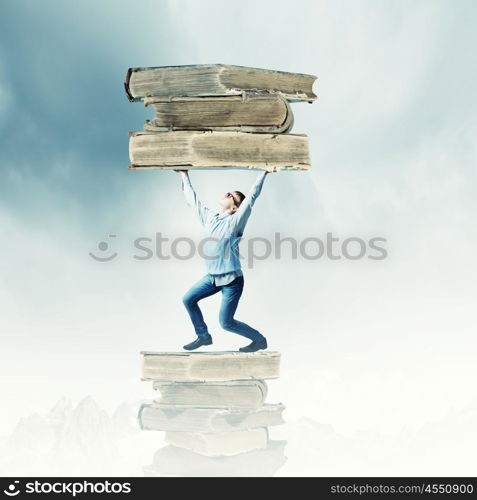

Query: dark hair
233,191,245,207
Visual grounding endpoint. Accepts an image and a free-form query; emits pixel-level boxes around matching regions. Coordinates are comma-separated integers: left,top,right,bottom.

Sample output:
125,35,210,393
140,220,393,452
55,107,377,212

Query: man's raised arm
232,170,269,233
175,169,210,227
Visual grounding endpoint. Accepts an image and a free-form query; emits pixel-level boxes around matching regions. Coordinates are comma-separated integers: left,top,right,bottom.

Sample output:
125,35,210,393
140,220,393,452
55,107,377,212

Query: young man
175,169,269,353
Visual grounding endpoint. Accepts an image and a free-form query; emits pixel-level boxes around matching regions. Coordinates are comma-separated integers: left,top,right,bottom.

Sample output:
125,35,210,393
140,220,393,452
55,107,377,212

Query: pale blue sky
0,0,476,438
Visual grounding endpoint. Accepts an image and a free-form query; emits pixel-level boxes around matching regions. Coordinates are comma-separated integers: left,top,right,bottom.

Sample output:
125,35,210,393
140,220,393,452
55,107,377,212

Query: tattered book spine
128,130,310,171
164,427,270,457
138,403,286,433
124,63,317,103
152,379,268,409
143,93,294,134
140,351,281,382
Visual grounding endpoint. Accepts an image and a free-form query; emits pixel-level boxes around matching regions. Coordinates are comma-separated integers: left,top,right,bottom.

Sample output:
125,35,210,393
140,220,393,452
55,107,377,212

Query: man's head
219,190,245,214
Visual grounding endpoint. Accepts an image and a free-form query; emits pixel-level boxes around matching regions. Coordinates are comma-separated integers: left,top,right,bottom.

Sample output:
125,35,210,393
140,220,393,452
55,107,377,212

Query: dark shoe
239,338,268,353
183,335,212,351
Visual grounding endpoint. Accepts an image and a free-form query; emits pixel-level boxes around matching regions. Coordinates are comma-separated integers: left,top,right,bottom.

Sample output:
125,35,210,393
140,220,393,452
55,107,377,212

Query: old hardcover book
140,351,281,382
152,379,268,409
125,63,317,103
138,403,285,433
143,93,294,134
128,130,310,171
143,440,287,477
165,427,269,457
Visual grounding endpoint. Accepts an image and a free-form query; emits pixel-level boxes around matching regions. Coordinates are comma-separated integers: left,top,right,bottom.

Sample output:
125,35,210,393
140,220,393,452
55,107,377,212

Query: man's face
219,191,239,212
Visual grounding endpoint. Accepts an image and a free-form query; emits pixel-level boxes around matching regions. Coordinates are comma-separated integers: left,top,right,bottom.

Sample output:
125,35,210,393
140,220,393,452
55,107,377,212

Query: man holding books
175,169,269,353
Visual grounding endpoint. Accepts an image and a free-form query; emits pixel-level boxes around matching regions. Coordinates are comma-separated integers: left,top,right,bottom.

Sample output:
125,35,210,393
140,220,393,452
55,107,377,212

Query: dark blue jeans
182,274,265,342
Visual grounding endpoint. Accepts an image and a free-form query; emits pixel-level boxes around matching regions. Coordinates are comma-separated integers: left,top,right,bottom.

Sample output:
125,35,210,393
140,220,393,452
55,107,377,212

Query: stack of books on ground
138,351,287,476
124,64,317,171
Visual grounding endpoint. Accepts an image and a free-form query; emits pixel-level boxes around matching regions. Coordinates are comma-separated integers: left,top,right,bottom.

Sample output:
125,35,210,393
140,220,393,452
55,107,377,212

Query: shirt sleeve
231,171,267,235
182,175,210,227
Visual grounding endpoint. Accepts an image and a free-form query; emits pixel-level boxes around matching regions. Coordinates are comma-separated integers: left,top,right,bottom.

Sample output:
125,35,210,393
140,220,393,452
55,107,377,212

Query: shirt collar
216,212,231,219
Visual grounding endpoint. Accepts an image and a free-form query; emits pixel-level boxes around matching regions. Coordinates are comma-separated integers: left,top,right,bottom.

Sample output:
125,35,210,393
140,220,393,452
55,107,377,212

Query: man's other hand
174,169,189,177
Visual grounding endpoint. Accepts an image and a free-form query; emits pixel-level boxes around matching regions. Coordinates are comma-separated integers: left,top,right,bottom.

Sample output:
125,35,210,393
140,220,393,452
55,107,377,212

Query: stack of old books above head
125,64,317,172
139,351,287,476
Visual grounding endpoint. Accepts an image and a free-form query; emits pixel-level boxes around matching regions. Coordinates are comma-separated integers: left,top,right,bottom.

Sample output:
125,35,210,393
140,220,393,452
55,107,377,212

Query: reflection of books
143,94,294,134
141,351,280,382
128,130,310,171
143,440,287,477
152,380,268,409
139,350,285,470
165,428,268,457
139,403,285,433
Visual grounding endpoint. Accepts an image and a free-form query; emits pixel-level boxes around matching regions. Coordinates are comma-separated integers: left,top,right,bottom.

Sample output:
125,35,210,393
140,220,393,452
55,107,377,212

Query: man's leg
182,274,220,337
219,275,266,342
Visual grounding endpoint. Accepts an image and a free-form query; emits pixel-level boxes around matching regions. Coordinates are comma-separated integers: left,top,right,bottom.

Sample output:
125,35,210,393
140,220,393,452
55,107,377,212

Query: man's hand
264,166,278,174
174,169,189,177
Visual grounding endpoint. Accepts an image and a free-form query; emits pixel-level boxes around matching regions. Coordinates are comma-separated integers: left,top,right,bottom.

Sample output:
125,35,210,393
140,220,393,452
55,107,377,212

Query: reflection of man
175,169,269,353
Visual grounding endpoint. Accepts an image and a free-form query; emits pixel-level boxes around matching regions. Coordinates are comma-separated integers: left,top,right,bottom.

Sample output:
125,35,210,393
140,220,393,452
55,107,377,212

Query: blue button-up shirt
182,172,267,285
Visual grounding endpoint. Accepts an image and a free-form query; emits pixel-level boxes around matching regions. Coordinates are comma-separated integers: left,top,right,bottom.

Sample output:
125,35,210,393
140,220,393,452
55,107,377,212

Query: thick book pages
143,93,294,134
143,441,287,477
125,64,317,103
128,130,310,171
165,427,269,457
152,379,268,409
138,403,285,433
140,351,281,382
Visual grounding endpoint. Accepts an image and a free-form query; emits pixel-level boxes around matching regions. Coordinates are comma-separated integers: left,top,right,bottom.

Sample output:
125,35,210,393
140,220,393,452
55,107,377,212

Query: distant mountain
52,396,118,461
48,396,72,430
112,401,140,437
271,405,477,476
7,412,55,451
0,395,147,476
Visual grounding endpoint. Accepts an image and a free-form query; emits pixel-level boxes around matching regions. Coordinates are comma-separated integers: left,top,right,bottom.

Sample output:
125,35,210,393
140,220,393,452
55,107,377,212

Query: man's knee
182,294,195,308
220,317,235,331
